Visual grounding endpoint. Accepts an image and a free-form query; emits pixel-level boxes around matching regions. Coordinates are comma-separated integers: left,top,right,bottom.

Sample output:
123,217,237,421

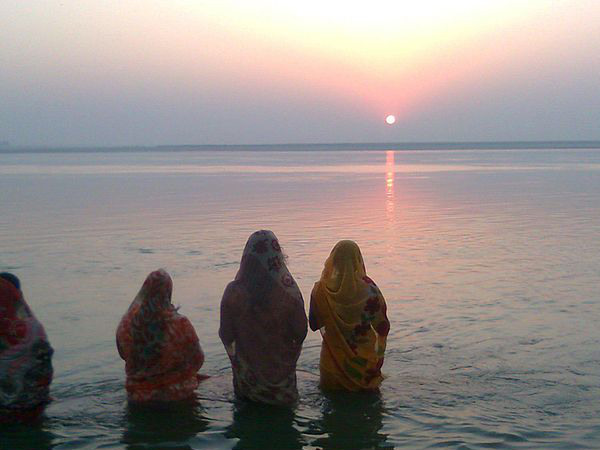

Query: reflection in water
385,151,396,254
122,398,208,450
386,150,395,193
311,390,390,450
385,151,395,223
226,401,304,450
0,421,55,450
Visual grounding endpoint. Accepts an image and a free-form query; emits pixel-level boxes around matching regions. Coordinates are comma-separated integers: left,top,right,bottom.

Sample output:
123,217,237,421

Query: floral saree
310,241,390,391
220,230,308,405
0,276,53,423
116,269,204,402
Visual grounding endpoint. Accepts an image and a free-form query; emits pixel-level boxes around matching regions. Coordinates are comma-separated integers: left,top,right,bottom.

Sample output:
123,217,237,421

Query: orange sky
1,1,599,145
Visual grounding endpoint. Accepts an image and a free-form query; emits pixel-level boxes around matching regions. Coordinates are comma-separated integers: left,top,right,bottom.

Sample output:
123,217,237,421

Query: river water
1,147,599,449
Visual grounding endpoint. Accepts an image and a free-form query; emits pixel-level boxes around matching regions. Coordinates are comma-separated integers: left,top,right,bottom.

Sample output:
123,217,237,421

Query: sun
385,114,396,125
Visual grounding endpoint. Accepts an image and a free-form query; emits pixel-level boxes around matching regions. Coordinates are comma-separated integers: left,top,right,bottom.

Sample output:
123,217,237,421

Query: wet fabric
220,230,307,405
116,269,204,402
0,278,53,423
311,240,390,391
230,350,300,405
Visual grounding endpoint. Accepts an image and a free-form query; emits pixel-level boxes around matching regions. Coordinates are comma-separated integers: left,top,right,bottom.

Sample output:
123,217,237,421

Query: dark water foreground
2,365,599,450
0,372,394,450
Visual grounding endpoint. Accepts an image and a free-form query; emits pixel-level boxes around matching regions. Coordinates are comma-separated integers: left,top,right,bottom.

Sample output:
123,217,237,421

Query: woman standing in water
220,230,307,405
116,269,204,402
309,241,390,391
0,273,53,423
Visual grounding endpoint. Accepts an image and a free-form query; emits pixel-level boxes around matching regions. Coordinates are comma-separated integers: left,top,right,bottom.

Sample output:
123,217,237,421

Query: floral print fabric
237,230,303,298
0,278,53,422
230,350,299,405
311,240,390,391
220,230,307,406
116,269,204,402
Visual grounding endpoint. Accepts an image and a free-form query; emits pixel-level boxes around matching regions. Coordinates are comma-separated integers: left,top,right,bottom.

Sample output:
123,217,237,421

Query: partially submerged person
116,269,204,402
0,273,53,423
309,241,390,391
219,230,308,405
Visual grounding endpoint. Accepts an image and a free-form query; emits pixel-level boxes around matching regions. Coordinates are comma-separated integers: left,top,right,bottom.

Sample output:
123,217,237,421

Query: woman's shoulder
363,276,383,294
222,280,246,304
310,280,322,294
170,312,199,338
171,308,191,323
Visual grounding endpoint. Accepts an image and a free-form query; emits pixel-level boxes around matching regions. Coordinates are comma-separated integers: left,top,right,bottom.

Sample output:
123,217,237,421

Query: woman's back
0,273,53,423
116,269,204,402
310,241,390,391
222,280,305,383
219,230,307,405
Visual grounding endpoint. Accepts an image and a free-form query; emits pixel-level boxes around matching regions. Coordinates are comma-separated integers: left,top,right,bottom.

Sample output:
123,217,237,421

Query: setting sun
385,115,396,125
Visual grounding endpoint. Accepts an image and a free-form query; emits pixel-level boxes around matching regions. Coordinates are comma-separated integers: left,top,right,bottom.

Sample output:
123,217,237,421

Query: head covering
0,272,21,290
222,230,306,405
116,269,204,402
313,241,388,390
236,230,302,306
321,240,370,321
129,269,174,369
0,276,53,416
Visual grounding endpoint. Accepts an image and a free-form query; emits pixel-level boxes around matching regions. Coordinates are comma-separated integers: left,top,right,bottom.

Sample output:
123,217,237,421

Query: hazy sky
1,0,599,146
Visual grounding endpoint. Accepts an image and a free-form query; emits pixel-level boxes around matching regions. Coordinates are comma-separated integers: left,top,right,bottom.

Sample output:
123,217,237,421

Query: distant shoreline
1,140,600,154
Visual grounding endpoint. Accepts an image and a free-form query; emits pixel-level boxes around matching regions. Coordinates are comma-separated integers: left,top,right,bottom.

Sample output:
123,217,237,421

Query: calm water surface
1,148,599,449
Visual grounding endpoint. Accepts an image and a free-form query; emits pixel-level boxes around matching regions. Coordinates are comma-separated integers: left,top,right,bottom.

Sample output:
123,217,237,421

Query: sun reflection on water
385,150,395,225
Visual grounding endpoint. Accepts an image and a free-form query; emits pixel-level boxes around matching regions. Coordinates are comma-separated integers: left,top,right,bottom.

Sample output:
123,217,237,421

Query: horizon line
1,139,600,154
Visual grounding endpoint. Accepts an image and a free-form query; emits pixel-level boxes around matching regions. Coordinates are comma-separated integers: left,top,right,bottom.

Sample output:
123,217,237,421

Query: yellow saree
311,241,390,391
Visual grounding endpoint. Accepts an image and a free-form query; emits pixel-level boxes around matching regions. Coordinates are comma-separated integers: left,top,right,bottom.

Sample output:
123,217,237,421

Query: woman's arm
219,282,237,347
287,296,308,343
116,336,125,359
115,317,130,360
372,293,390,337
179,316,205,371
308,284,321,331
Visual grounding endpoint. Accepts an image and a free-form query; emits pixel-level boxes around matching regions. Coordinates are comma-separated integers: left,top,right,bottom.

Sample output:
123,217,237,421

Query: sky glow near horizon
1,1,599,146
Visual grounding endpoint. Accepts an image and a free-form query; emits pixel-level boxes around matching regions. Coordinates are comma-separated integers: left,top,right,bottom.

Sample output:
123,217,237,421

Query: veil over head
313,240,388,390
127,269,174,369
0,277,53,412
116,269,204,402
320,240,372,323
236,230,302,306
222,230,306,405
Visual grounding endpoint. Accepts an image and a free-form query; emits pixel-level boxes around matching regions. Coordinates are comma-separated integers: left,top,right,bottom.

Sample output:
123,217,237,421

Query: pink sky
1,1,599,146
